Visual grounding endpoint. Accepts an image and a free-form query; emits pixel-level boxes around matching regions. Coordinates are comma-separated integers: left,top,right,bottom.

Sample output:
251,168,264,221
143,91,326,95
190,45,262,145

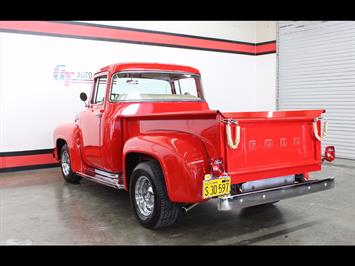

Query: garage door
277,21,355,159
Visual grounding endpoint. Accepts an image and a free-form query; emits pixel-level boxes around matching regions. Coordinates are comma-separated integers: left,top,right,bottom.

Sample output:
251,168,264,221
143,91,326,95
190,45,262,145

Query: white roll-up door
277,21,355,159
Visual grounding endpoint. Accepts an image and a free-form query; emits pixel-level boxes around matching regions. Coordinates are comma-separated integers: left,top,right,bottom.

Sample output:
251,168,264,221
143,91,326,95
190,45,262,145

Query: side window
174,78,198,97
92,76,107,104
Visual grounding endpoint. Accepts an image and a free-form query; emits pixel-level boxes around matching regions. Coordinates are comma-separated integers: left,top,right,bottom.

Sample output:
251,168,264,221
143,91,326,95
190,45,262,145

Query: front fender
53,123,82,173
123,131,210,203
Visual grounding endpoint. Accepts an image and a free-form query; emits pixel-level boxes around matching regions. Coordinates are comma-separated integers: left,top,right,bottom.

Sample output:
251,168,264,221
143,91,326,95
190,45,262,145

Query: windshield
110,72,204,101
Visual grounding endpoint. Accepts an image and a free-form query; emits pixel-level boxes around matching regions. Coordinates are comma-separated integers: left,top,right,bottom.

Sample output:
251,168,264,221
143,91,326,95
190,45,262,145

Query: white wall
81,21,258,43
0,33,257,152
255,21,277,111
255,54,277,111
256,21,277,43
0,21,276,153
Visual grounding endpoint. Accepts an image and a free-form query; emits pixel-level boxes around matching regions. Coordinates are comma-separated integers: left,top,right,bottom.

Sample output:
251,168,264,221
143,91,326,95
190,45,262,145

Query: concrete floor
0,158,354,245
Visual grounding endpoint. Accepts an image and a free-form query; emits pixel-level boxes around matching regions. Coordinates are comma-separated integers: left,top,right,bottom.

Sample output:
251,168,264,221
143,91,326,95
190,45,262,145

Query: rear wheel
60,144,81,184
129,161,180,229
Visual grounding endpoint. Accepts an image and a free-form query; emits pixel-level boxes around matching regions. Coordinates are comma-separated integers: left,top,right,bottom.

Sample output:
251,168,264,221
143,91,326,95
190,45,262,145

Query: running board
77,169,125,189
94,169,119,179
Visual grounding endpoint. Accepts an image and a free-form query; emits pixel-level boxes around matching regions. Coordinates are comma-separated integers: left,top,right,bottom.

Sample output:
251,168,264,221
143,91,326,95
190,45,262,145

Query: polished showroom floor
0,159,354,245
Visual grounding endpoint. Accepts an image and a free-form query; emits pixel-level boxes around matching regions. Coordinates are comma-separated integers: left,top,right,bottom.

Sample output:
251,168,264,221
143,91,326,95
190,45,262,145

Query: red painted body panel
53,63,327,204
100,62,201,75
123,131,210,202
53,123,83,173
77,106,105,169
222,110,324,184
80,101,211,173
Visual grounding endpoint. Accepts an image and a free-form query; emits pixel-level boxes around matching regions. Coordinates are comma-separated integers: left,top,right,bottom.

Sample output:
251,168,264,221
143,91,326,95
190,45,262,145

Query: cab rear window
110,72,204,101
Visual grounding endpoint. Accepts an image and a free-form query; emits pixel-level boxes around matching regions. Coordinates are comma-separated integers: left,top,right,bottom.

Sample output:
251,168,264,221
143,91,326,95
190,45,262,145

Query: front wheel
129,161,180,229
60,144,81,184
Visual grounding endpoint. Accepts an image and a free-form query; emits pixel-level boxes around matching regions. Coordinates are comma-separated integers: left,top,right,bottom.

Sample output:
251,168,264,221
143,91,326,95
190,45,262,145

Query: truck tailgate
220,110,325,184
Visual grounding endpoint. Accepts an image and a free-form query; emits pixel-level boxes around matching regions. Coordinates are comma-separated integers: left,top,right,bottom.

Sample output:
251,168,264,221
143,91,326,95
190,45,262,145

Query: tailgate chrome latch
221,119,240,150
313,117,328,142
221,118,238,125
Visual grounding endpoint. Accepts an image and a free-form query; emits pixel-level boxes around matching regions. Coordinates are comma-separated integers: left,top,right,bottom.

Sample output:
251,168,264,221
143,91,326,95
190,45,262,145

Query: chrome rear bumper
217,177,335,211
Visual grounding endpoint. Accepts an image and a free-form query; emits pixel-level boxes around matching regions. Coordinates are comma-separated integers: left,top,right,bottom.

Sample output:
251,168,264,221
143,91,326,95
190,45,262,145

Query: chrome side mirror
80,92,88,107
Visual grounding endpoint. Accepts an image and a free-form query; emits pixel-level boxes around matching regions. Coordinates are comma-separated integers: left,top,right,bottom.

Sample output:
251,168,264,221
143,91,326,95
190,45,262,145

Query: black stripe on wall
255,40,277,46
0,163,60,173
54,21,259,46
0,148,54,157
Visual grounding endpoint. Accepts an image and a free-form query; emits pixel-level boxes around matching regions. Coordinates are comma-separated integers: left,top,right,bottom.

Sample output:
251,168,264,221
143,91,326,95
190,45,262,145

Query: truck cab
53,62,335,229
76,63,208,172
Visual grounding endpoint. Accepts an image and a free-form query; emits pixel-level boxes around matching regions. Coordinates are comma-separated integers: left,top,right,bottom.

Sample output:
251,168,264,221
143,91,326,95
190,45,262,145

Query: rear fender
123,131,210,203
53,123,83,173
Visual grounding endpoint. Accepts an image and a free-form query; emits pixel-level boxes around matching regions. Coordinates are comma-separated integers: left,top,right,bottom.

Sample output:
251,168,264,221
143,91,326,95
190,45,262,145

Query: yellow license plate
202,176,231,199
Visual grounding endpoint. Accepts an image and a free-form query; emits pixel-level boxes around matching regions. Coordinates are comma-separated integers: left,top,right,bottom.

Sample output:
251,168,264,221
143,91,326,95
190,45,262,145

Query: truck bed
122,109,325,185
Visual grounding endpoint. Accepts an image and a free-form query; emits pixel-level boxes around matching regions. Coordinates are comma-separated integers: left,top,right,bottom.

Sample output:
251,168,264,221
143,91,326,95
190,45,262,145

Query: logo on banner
53,65,93,87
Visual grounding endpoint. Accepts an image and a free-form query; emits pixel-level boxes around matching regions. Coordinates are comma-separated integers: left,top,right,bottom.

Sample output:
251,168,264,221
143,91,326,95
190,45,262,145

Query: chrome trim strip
78,172,117,188
114,70,201,76
77,171,125,190
93,71,109,79
217,177,335,211
94,168,119,179
108,99,206,103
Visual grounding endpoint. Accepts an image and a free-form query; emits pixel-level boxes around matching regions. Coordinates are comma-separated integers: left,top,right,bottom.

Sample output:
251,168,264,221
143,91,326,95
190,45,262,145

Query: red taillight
325,146,335,162
210,157,224,177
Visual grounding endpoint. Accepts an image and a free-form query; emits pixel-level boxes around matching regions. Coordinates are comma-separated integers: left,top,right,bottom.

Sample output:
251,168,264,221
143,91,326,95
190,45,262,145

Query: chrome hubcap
135,176,155,218
61,151,71,176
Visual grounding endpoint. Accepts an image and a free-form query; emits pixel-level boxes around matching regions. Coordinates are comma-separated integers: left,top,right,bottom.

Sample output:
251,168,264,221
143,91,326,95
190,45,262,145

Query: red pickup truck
53,62,335,229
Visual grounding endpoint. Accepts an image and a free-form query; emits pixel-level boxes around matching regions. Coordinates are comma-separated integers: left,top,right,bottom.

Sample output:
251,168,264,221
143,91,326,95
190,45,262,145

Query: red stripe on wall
0,21,276,55
255,42,277,55
1,153,58,168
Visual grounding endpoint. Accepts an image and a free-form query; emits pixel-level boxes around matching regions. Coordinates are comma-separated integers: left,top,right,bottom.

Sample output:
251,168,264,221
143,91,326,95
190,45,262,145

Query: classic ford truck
53,63,335,229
